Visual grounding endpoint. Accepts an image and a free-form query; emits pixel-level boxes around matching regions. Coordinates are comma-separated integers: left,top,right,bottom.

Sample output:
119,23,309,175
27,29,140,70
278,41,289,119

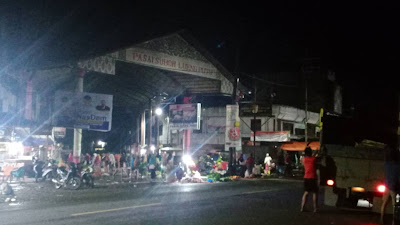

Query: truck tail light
327,179,335,186
377,185,386,193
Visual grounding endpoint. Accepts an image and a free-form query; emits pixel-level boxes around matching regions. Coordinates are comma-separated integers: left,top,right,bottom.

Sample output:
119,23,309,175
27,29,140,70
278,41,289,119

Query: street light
155,107,162,116
97,140,106,147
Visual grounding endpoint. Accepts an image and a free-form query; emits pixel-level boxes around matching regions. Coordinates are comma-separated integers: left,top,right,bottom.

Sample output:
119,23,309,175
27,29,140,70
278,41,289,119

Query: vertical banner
225,105,241,151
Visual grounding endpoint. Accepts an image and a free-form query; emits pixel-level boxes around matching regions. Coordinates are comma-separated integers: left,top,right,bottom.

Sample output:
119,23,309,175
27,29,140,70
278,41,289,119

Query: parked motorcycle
52,163,81,190
80,164,94,188
41,160,57,181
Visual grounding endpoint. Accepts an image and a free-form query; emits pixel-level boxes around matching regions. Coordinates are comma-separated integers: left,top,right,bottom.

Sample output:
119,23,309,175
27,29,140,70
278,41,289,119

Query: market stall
280,141,320,151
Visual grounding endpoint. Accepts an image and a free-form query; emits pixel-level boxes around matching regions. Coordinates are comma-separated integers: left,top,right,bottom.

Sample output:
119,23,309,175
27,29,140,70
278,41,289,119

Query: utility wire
239,72,299,88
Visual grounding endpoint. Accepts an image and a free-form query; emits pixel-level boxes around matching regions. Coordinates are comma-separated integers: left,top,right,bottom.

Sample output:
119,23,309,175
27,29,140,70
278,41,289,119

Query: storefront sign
52,127,66,138
169,104,201,130
54,91,113,132
251,131,290,142
240,103,272,116
126,47,218,79
225,105,242,151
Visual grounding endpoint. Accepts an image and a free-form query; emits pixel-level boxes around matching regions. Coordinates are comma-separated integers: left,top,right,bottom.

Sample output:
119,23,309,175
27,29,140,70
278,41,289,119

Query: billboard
225,105,242,151
169,104,201,130
54,91,113,132
52,127,66,138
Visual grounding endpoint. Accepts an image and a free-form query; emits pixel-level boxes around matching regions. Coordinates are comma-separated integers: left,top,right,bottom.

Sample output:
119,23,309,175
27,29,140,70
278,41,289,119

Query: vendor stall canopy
281,142,320,151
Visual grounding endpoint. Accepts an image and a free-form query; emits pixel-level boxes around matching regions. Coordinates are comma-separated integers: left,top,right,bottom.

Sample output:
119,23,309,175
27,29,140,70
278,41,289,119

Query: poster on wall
225,105,242,151
169,104,201,130
54,91,113,132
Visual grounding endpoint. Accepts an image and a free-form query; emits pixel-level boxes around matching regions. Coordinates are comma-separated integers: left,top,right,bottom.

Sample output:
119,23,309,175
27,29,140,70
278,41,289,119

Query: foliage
207,172,221,181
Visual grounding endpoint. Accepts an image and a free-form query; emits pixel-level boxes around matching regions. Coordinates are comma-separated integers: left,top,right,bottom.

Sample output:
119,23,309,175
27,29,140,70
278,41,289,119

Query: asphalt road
0,179,385,225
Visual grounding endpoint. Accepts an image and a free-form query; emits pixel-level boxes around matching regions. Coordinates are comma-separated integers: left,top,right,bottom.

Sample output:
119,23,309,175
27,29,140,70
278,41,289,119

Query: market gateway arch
76,31,241,157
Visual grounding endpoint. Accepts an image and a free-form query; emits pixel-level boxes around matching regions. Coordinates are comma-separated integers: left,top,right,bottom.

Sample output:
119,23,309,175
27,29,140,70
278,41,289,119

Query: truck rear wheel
324,186,338,207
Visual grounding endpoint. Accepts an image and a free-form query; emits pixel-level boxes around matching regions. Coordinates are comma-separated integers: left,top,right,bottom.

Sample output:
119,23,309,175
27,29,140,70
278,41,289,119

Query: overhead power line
239,72,299,88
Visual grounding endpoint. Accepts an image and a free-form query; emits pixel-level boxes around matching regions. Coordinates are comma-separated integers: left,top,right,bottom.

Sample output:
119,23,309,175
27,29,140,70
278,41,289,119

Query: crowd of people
236,150,304,178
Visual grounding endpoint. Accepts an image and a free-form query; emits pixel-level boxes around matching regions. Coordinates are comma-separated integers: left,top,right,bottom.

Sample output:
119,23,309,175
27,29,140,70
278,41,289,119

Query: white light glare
182,155,195,166
155,108,163,116
150,145,156,151
97,140,106,147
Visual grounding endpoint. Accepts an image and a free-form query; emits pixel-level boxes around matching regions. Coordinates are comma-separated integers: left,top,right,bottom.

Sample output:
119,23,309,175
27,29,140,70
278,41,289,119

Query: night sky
1,1,399,143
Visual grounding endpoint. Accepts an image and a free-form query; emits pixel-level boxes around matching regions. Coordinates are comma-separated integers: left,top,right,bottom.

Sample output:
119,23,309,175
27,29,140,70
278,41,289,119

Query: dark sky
1,1,399,140
2,1,398,77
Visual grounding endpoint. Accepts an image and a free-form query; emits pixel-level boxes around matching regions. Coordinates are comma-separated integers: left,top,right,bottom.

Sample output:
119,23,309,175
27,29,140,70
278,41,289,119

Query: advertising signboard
52,127,66,138
54,91,113,132
225,105,241,151
169,104,201,130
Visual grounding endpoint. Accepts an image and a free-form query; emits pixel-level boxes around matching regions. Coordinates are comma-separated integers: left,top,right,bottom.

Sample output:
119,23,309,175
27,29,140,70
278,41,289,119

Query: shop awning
281,141,320,151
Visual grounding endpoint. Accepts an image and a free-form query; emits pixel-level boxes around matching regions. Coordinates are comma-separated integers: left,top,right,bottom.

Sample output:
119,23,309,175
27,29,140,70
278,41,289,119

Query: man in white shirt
264,153,272,174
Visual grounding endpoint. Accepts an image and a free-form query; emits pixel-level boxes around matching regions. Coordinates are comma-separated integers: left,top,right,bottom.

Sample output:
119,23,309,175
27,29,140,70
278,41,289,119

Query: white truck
322,143,391,213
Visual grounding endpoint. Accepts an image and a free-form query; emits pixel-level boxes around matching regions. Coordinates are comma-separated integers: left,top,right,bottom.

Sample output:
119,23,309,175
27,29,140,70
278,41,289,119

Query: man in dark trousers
246,154,255,177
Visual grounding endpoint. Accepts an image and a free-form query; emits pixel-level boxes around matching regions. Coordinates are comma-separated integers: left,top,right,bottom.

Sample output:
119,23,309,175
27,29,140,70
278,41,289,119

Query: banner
225,105,241,151
54,91,113,132
169,104,201,130
251,131,290,142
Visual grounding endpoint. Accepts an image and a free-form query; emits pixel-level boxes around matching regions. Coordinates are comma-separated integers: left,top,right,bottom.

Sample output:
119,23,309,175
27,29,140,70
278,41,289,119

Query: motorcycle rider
33,158,45,183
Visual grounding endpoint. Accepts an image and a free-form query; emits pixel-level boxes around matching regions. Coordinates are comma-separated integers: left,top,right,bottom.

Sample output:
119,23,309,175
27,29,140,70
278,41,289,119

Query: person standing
301,147,318,212
277,150,285,176
264,153,272,174
246,154,255,177
380,144,400,224
238,154,246,177
148,153,157,180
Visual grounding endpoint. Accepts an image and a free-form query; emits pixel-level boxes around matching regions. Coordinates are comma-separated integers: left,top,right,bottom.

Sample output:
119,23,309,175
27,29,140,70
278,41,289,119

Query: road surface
0,179,385,225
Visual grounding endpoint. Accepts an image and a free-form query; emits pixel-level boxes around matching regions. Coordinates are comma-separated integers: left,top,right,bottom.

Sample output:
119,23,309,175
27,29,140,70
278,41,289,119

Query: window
282,122,294,133
295,128,305,136
251,119,261,132
159,125,163,136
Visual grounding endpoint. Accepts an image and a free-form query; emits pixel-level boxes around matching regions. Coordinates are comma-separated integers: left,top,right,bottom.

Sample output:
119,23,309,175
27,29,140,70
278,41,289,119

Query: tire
83,174,94,188
67,177,81,190
88,176,94,188
44,173,52,181
55,174,63,189
324,186,338,207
